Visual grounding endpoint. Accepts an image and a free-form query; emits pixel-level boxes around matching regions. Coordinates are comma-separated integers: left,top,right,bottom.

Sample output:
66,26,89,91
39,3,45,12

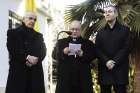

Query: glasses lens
28,17,36,21
70,28,80,31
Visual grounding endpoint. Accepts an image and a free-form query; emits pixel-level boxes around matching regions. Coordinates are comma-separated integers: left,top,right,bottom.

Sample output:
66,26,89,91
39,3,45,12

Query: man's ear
116,12,118,17
22,17,26,23
22,17,25,21
103,13,106,17
115,9,118,17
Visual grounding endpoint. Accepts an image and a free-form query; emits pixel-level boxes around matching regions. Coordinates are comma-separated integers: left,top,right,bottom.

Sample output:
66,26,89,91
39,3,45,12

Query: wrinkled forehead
24,12,37,18
104,6,116,12
70,21,81,28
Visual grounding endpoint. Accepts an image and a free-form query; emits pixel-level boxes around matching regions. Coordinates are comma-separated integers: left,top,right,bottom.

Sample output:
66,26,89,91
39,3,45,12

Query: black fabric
100,84,127,93
100,85,112,93
6,24,46,93
52,36,96,93
95,21,131,85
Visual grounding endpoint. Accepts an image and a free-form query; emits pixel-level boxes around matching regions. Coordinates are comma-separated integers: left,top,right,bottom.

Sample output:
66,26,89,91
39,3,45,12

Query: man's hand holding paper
68,43,81,56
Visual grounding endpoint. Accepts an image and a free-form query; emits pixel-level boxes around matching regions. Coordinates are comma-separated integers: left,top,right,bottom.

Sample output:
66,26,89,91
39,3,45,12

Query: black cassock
52,36,96,93
6,24,46,93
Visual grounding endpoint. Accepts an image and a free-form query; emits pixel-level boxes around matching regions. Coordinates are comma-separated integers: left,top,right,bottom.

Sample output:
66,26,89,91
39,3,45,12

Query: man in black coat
6,12,46,93
95,5,131,93
52,20,96,93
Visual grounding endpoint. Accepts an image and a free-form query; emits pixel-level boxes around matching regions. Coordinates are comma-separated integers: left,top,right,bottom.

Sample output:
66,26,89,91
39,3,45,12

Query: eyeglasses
26,17,37,21
70,28,80,31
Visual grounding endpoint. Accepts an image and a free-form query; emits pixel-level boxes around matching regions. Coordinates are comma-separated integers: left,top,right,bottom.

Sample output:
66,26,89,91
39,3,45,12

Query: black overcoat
52,36,96,93
6,24,46,93
95,21,131,85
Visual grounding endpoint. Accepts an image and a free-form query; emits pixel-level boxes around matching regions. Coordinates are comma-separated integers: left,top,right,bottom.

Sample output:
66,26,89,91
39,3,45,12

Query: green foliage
65,0,140,38
127,63,135,93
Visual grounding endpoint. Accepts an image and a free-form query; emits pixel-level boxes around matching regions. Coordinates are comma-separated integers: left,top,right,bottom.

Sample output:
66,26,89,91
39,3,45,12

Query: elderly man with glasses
6,12,46,93
52,20,96,93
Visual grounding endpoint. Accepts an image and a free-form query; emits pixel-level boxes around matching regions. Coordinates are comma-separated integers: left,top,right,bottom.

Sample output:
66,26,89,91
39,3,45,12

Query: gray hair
23,12,37,19
104,5,118,13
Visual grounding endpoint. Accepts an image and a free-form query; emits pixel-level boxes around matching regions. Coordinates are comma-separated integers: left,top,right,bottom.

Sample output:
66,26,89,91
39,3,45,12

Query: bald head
70,20,81,29
23,12,37,29
69,20,81,38
23,12,37,19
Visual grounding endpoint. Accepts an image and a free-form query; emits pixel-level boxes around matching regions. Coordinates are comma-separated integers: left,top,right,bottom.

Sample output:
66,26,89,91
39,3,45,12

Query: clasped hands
63,47,83,57
106,60,116,70
26,55,38,67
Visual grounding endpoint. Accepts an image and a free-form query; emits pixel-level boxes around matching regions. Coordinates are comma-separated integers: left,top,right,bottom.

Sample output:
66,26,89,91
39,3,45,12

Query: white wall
0,0,21,88
37,11,49,93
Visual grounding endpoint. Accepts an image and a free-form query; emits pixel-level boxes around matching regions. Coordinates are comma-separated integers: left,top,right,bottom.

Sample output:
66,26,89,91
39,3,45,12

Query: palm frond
64,0,109,38
64,0,140,37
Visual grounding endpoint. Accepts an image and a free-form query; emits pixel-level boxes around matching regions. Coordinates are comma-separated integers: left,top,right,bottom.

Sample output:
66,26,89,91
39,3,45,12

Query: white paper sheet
68,43,81,55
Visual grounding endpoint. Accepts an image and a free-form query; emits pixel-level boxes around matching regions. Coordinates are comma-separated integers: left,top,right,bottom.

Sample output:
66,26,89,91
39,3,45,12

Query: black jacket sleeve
7,29,26,62
112,27,131,65
31,33,46,62
78,40,96,63
52,39,68,61
37,34,46,62
95,31,109,65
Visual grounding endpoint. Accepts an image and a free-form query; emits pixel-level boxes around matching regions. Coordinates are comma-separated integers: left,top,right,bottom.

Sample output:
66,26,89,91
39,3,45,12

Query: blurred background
0,0,140,93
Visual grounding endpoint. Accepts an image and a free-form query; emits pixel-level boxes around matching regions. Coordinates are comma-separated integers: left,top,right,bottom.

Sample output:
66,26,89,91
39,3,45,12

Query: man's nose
106,12,109,15
31,20,36,23
32,19,36,21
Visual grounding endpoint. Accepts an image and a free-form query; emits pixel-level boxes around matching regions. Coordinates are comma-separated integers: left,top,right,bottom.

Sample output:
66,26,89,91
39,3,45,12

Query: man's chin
27,26,34,29
106,19,114,23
